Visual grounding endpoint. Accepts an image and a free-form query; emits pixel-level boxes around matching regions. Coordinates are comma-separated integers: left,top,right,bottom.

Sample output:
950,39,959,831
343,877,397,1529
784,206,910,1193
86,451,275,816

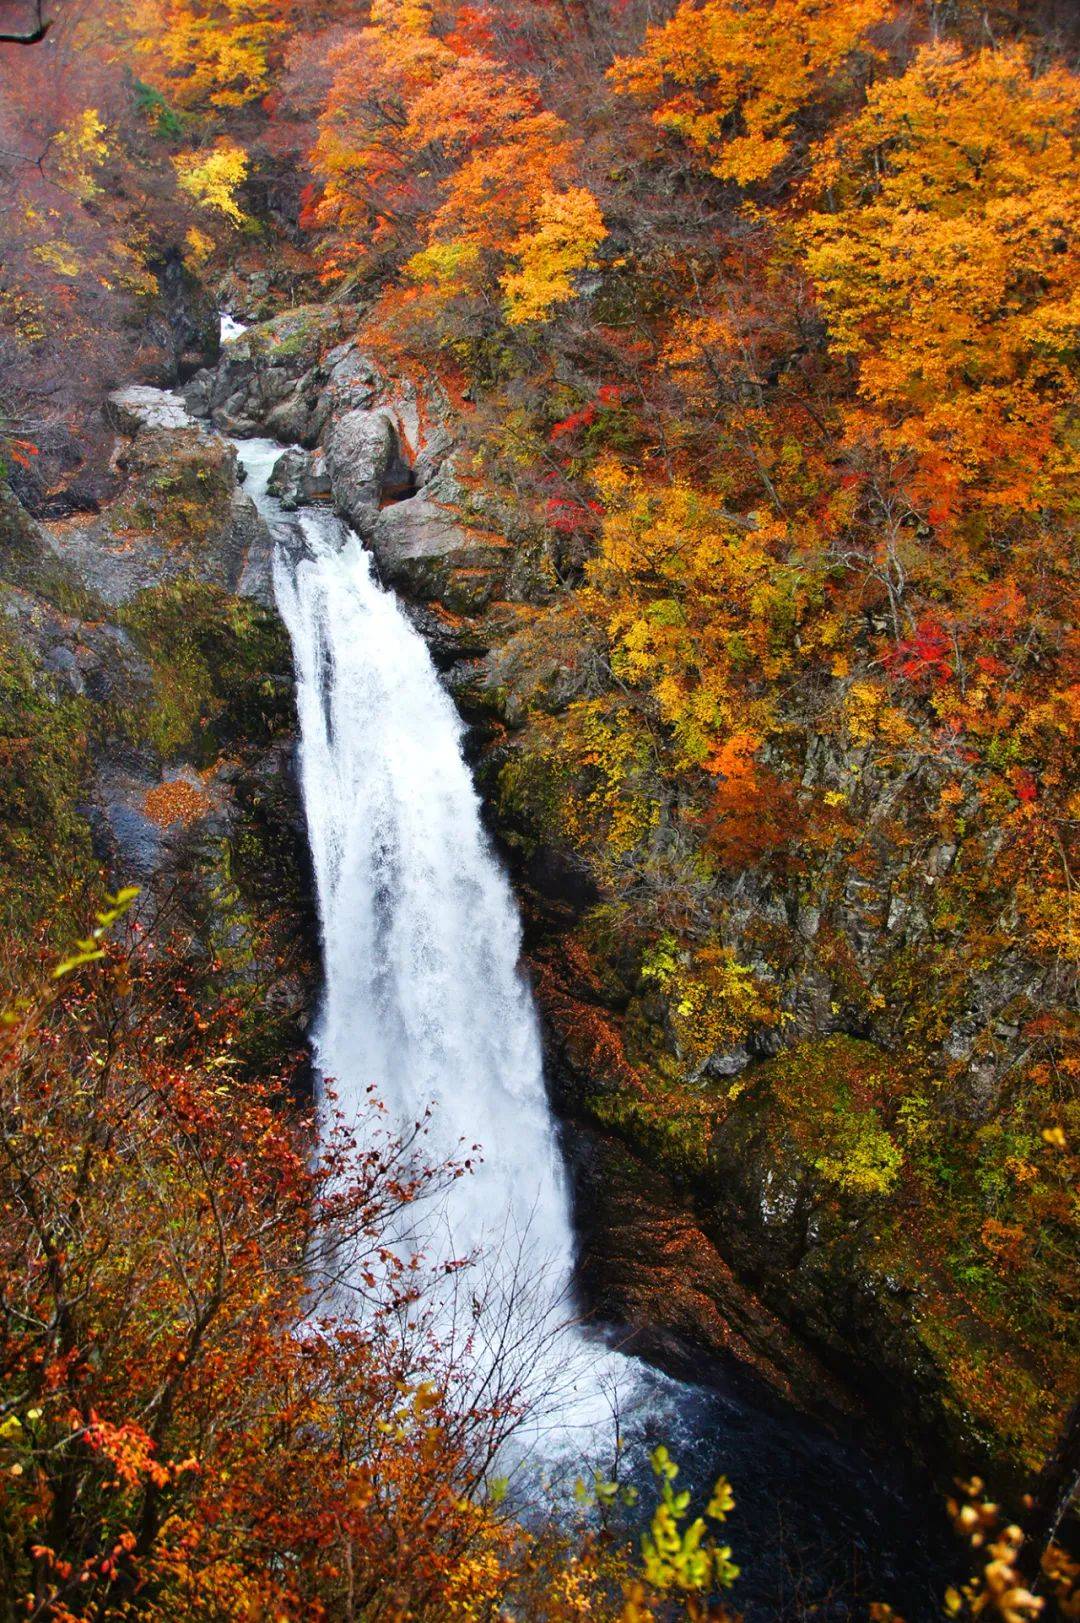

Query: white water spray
220,311,248,343
237,438,655,1454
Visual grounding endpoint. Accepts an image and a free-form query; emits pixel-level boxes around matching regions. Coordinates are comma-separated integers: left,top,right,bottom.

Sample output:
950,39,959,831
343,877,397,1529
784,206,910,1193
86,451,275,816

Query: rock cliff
0,379,316,1077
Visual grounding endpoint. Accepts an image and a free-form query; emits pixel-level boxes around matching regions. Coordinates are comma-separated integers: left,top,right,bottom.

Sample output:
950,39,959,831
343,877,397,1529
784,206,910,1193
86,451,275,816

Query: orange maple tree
610,0,896,184
307,0,605,321
801,39,1080,525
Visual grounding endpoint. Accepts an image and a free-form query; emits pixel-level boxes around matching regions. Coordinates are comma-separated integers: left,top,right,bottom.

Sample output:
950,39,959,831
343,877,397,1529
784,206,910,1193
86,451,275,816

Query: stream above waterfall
235,431,954,1619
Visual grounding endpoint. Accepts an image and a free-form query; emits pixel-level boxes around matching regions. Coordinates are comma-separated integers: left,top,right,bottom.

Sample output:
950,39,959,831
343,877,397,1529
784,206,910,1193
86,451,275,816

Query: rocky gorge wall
173,306,1073,1498
3,297,1064,1505
0,367,317,1081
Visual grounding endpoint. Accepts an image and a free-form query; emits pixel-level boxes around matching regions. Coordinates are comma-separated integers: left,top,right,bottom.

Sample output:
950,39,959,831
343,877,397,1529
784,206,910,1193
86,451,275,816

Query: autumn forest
0,0,1077,1617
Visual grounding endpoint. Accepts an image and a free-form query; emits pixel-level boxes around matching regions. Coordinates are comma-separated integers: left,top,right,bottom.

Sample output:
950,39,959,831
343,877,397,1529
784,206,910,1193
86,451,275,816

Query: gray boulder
325,409,406,537
191,307,350,443
370,485,508,607
182,369,214,418
316,344,381,424
370,490,465,584
107,386,194,434
268,448,310,510
268,447,333,512
231,490,277,608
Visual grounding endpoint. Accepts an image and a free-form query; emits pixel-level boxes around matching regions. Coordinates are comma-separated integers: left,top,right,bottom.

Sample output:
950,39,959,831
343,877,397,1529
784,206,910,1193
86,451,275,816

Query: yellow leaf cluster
56,107,108,201
610,0,895,182
801,42,1080,510
131,0,285,109
642,934,775,1074
31,241,81,278
502,186,607,325
842,680,913,750
173,140,249,225
588,461,786,765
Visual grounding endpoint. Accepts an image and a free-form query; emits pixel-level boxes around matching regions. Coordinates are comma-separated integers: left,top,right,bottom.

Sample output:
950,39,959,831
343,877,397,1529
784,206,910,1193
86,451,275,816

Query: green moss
759,1038,1074,1468
0,610,97,944
753,1035,906,1197
0,485,100,617
117,581,292,762
244,304,342,360
496,746,573,854
585,1025,1073,1474
113,440,233,551
589,1081,718,1182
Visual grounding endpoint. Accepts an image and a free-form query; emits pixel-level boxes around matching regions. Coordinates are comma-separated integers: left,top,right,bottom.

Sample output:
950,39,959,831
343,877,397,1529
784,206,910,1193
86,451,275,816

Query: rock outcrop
145,248,221,384
324,408,403,535
0,375,317,1074
50,406,274,607
185,308,376,445
268,447,332,511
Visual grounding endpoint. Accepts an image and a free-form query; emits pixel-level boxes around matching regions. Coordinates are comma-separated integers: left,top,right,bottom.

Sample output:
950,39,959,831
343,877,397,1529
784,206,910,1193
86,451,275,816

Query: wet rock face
370,489,461,582
1,584,147,710
324,409,401,536
268,447,332,512
142,250,220,385
369,484,508,609
566,1124,861,1418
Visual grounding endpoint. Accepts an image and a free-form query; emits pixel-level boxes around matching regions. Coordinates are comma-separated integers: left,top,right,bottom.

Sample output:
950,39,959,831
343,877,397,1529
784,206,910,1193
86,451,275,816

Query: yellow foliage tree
310,0,604,321
173,139,249,224
503,186,606,324
55,108,108,201
610,0,895,184
131,0,287,110
800,41,1080,519
587,459,796,769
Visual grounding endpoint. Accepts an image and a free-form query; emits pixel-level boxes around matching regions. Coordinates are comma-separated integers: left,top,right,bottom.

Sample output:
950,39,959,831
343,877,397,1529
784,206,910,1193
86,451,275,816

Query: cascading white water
277,500,573,1280
237,438,654,1456
220,311,248,343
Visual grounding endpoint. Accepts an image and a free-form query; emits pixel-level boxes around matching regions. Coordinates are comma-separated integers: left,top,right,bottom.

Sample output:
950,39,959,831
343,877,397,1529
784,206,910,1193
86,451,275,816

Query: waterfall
227,441,946,1616
237,438,651,1457
220,311,248,343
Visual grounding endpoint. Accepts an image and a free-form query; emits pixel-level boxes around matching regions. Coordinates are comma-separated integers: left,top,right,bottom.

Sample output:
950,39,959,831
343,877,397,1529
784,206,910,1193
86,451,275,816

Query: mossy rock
733,1035,906,1198
581,1031,1071,1483
110,429,234,552
0,483,98,616
0,608,98,946
116,581,293,763
239,304,346,364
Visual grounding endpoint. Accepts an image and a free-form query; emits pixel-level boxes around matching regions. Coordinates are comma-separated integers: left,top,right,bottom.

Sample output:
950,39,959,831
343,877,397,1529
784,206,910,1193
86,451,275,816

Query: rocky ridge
0,371,315,1075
